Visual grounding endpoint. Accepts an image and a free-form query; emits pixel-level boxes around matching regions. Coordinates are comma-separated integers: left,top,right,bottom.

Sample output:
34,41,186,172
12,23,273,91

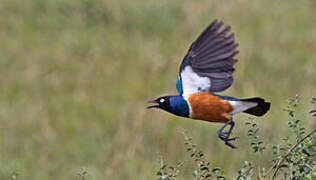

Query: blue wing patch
211,92,240,101
176,76,183,95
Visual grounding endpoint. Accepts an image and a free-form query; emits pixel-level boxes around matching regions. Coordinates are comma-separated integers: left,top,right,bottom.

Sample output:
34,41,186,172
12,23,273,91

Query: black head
147,96,171,111
147,95,189,118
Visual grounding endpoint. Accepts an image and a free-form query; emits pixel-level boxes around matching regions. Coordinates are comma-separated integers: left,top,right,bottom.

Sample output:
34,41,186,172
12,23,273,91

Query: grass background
0,0,315,179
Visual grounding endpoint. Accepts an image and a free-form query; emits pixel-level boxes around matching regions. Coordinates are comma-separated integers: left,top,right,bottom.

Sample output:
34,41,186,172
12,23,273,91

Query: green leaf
200,167,209,171
309,110,316,113
212,168,221,171
302,148,311,156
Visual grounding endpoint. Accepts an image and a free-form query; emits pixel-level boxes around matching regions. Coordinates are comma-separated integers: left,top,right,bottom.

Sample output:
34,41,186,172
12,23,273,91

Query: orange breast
187,92,233,123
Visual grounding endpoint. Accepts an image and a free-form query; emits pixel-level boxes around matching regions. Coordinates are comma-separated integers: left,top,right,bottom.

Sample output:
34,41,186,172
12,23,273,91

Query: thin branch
271,128,316,179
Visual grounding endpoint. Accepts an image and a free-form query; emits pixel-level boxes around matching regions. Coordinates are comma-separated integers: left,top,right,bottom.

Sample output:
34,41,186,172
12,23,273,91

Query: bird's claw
217,119,238,149
226,136,239,141
219,133,239,148
218,134,238,148
225,141,237,149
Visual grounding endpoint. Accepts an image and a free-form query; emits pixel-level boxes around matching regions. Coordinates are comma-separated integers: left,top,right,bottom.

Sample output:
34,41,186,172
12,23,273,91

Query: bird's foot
217,119,238,149
218,131,239,149
224,136,239,149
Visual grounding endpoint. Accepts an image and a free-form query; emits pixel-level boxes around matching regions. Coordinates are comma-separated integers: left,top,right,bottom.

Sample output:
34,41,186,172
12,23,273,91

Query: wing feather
177,19,239,95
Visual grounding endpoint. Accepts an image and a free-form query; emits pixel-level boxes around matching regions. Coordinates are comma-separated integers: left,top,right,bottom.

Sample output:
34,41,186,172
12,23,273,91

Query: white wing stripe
181,66,211,96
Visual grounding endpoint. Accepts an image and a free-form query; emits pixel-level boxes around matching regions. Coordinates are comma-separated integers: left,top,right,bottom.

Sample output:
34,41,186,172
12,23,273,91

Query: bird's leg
217,119,239,149
217,119,233,139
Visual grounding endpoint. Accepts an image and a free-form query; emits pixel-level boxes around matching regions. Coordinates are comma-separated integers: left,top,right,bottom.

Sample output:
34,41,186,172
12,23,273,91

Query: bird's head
147,96,171,111
147,95,190,118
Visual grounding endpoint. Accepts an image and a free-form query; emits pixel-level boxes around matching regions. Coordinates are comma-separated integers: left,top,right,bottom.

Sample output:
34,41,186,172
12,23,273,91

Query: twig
270,128,316,179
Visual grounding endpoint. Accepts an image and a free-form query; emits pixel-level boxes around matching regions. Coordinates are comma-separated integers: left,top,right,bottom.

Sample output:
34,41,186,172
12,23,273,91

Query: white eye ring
160,99,165,103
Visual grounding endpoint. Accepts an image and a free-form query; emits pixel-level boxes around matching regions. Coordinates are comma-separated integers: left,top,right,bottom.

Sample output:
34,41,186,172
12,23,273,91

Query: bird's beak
147,100,159,109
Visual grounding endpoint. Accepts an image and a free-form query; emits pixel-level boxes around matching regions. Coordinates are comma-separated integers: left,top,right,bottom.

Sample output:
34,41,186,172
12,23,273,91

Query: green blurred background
0,0,315,179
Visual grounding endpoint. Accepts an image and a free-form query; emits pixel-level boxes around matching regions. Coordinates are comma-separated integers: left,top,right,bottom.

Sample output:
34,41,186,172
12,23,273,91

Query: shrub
156,96,316,179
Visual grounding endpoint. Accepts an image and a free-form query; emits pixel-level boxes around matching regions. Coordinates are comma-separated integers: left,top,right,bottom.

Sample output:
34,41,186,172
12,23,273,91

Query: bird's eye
160,98,165,103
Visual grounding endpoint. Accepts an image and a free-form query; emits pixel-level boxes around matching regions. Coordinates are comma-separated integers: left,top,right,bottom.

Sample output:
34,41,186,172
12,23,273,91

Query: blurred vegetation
0,0,315,179
156,96,316,179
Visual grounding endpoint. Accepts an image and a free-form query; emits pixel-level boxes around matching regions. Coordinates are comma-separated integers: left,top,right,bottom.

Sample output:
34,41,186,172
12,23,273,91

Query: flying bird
147,19,270,148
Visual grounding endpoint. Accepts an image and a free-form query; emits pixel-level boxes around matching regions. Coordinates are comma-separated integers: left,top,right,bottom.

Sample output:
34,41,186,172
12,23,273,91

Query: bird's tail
240,97,271,116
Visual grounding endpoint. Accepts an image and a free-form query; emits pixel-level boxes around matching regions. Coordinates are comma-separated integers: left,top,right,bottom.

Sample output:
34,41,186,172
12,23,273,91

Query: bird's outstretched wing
176,19,239,96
